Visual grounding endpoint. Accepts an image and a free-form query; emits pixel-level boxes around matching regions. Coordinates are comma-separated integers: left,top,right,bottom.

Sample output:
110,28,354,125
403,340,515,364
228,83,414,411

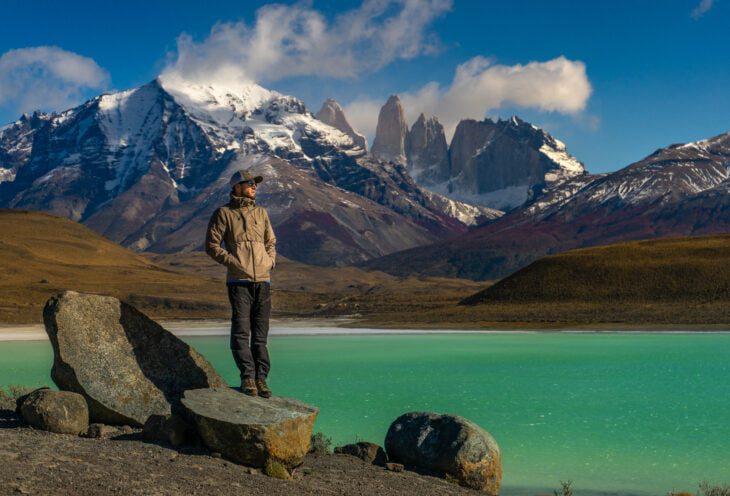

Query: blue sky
1,0,728,173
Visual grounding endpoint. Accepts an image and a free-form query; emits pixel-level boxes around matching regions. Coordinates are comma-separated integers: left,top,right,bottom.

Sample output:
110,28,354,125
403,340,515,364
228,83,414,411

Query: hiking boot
241,378,258,397
256,378,272,398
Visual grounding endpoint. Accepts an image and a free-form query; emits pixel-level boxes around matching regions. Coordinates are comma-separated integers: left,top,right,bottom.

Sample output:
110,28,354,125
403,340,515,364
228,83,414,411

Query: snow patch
429,181,530,210
0,168,16,184
423,189,503,225
539,143,585,174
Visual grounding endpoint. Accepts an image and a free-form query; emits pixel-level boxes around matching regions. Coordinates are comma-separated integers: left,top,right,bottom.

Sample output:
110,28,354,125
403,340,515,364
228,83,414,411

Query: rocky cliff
371,95,408,164
444,116,586,210
315,99,368,152
405,113,450,185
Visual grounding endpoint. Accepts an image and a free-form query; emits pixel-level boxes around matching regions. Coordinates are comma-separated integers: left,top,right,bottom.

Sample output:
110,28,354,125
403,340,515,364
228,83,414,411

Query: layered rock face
371,95,408,164
405,113,450,185
446,116,585,210
43,291,225,426
182,387,318,471
315,99,368,151
367,93,584,211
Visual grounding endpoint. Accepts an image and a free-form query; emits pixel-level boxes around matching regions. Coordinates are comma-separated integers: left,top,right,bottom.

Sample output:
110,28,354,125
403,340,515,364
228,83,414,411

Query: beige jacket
205,195,277,282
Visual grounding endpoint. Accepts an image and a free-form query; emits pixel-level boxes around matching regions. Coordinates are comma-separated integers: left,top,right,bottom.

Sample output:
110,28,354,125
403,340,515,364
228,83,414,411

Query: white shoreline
0,320,538,341
1,319,730,342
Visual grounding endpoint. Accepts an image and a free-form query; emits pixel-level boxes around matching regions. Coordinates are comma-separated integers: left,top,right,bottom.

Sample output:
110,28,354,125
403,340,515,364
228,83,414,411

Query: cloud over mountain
161,0,452,89
0,46,110,114
344,55,593,141
691,0,714,19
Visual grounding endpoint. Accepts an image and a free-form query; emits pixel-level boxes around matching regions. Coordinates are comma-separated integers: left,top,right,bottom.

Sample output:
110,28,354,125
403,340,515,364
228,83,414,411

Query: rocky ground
0,406,478,496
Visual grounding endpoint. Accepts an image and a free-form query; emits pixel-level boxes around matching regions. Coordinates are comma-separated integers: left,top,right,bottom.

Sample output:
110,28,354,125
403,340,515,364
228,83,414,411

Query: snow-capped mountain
0,78,476,264
363,130,730,280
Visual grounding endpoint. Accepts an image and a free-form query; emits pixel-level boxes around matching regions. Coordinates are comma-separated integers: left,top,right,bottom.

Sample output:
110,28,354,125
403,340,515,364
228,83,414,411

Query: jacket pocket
232,242,255,279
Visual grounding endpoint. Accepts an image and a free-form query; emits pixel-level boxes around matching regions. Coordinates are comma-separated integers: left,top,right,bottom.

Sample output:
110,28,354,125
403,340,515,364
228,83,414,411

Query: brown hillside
150,251,488,320
461,235,730,305
347,235,730,328
0,209,231,323
0,209,487,325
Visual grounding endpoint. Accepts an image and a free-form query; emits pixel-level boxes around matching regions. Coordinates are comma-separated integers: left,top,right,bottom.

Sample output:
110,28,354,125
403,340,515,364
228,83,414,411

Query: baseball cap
229,170,264,186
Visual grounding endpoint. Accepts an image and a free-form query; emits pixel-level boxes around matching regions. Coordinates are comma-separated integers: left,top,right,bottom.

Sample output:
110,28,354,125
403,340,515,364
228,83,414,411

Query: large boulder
43,291,225,426
182,387,318,470
385,412,502,494
19,388,89,435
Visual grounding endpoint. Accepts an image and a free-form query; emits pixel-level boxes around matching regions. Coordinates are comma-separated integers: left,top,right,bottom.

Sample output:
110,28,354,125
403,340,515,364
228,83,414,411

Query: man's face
235,180,257,199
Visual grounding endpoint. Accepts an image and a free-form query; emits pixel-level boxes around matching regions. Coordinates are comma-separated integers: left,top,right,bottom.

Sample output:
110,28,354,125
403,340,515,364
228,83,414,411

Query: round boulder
385,412,502,494
19,388,89,435
182,387,318,470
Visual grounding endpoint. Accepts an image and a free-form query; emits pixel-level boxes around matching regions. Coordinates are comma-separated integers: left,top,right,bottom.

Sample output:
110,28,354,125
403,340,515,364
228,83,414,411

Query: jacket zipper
236,208,256,282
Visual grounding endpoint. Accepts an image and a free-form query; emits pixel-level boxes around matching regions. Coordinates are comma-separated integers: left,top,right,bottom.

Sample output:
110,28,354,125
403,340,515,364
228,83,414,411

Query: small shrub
699,481,730,496
0,384,35,409
0,385,34,400
309,432,332,455
554,480,573,496
264,460,290,480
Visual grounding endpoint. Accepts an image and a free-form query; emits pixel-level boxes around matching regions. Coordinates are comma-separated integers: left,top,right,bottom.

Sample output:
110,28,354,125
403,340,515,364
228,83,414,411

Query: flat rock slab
182,387,318,469
44,291,225,426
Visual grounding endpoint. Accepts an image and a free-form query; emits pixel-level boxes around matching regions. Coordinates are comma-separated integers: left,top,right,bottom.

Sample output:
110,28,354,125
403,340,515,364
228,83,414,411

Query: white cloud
0,46,110,114
344,56,593,141
691,0,714,19
161,0,452,89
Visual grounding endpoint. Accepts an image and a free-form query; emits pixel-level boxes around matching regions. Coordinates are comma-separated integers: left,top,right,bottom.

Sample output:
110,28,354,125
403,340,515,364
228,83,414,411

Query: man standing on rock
205,170,276,398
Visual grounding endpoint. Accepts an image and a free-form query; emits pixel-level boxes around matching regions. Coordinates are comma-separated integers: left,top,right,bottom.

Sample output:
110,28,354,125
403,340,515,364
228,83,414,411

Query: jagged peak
320,97,342,109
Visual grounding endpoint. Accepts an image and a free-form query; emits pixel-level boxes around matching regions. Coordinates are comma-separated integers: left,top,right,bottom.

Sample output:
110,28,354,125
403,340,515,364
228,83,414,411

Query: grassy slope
445,235,730,326
150,252,488,321
463,235,730,304
0,209,487,325
0,209,231,323
9,209,725,328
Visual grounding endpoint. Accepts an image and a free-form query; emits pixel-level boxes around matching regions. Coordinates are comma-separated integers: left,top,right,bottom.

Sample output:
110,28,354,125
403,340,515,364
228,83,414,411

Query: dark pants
227,282,271,381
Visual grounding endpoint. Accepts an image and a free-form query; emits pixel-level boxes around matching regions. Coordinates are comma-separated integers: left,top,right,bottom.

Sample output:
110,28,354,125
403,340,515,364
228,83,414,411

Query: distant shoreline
2,318,730,342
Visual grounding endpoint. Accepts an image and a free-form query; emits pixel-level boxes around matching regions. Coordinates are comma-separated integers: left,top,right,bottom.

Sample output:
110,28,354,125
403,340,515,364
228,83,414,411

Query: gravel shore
0,406,476,496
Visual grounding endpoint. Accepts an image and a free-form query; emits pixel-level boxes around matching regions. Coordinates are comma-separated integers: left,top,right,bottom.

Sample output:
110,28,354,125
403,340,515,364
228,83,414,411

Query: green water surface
2,332,729,495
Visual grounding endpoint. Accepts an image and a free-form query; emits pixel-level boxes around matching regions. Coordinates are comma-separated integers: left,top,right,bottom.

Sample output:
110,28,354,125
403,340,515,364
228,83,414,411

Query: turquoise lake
2,331,729,495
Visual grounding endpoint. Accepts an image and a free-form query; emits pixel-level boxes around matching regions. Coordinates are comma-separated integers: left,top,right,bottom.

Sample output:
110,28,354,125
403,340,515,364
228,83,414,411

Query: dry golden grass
150,251,488,320
0,209,485,325
0,209,232,323
463,235,730,304
7,209,726,328
444,235,730,327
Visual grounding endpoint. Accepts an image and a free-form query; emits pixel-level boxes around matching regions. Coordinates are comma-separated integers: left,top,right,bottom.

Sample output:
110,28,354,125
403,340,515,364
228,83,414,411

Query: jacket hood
227,194,256,209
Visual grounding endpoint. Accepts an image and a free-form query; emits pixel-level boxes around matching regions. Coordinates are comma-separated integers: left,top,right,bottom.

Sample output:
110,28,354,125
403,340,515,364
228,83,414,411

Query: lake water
2,330,729,495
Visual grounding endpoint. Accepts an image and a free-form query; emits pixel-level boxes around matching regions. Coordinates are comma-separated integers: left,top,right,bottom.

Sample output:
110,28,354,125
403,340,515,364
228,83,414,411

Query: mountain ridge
362,128,730,280
0,78,487,265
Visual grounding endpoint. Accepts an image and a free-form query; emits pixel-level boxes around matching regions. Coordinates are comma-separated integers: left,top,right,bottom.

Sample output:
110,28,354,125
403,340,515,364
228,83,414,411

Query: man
205,170,276,398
